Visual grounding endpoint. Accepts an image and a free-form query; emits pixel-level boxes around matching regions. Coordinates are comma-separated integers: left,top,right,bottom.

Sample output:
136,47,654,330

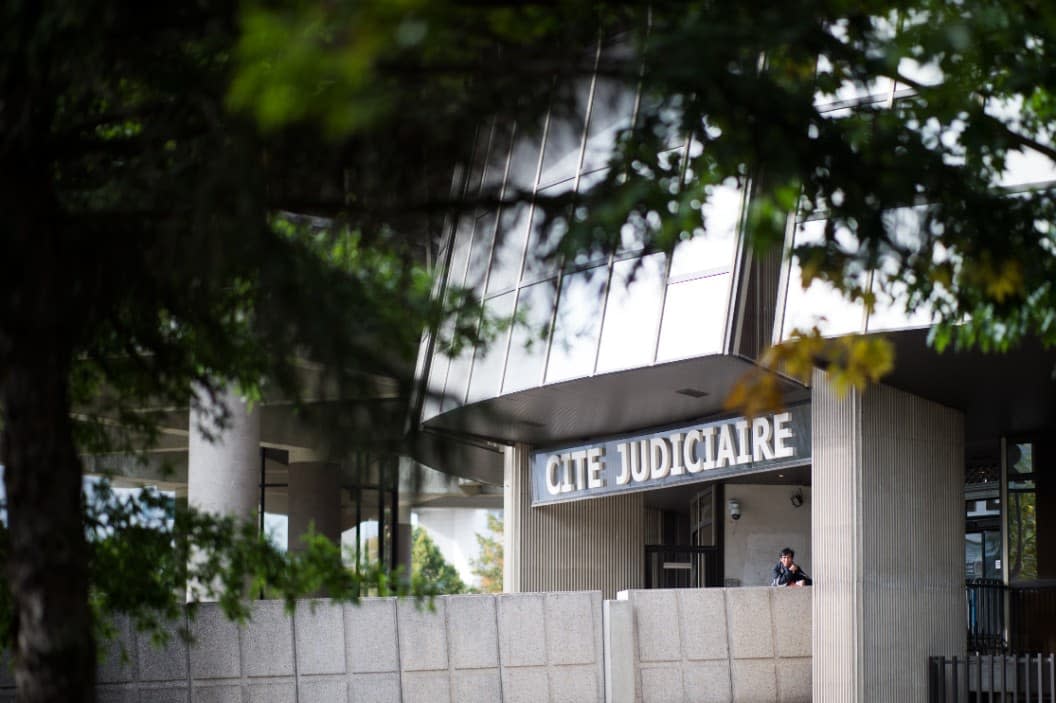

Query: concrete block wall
614,587,811,703
0,588,808,702
45,591,604,703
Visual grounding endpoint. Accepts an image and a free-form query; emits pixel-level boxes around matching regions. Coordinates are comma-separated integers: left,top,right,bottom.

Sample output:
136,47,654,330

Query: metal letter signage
530,404,811,505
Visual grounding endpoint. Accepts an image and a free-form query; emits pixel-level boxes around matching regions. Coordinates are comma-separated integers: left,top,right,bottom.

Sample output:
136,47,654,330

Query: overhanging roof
423,354,810,448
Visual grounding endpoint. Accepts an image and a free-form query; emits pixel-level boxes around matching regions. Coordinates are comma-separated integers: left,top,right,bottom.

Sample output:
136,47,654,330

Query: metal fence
967,579,1007,653
929,653,1055,702
644,545,721,589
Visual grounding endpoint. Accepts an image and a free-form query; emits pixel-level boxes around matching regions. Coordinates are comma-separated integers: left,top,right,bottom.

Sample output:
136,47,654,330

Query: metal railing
967,578,1007,653
965,579,1056,654
1010,581,1056,653
929,653,1056,702
644,545,721,589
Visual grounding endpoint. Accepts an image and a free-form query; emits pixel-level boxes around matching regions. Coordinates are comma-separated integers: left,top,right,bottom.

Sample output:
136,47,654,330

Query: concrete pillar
395,504,413,579
187,385,261,521
603,599,635,703
287,462,341,551
503,444,526,593
811,370,965,703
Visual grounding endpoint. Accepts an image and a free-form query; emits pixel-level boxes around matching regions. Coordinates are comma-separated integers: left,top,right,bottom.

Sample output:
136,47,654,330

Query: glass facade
423,45,741,420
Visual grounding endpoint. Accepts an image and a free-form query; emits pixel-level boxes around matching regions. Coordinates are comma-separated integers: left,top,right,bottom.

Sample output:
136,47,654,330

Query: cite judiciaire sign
530,404,810,505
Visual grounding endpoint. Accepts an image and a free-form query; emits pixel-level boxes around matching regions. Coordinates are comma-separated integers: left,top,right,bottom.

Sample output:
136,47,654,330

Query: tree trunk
1,351,95,702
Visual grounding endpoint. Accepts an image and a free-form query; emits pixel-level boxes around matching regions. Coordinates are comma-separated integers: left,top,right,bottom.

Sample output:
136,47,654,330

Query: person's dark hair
779,547,794,558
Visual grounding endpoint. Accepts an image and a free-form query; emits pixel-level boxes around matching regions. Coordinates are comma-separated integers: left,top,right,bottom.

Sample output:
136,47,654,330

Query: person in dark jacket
771,547,811,587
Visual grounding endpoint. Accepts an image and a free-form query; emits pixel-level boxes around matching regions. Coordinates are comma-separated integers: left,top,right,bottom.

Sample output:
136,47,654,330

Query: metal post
389,458,398,574
952,656,959,702
259,448,266,600
377,456,386,570
1048,654,1054,703
1037,652,1043,703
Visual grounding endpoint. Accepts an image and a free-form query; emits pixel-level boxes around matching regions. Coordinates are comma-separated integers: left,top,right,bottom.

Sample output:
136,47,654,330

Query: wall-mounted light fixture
790,490,804,508
727,498,741,520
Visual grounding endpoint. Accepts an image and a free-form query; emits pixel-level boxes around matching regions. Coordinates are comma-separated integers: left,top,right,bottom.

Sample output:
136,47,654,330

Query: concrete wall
811,372,965,703
612,587,812,703
723,485,811,587
23,586,811,703
76,592,605,703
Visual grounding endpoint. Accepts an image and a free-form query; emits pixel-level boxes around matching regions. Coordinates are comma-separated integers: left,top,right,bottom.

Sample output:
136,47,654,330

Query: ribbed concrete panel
811,370,861,703
812,370,965,703
505,445,644,598
859,383,964,699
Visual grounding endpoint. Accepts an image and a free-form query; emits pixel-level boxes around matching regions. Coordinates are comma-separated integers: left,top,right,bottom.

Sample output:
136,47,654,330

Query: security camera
790,490,804,508
727,498,741,521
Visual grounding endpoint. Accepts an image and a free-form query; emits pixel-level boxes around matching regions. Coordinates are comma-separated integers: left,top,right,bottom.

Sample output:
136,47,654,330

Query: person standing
771,547,811,587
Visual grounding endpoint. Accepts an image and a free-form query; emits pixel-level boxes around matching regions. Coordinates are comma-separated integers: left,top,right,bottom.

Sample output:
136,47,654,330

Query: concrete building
407,49,1056,702
70,32,1056,703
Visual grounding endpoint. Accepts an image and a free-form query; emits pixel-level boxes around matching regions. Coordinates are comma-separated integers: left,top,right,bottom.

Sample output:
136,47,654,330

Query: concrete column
395,504,413,579
811,370,965,703
188,385,261,521
287,462,341,551
603,599,635,703
503,444,527,593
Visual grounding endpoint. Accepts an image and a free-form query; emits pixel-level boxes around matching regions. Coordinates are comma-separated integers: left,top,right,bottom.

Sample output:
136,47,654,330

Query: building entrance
643,484,723,588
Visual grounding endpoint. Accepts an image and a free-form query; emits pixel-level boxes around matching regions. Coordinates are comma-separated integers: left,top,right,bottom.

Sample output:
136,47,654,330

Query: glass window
486,203,531,296
522,190,568,284
781,219,867,339
503,279,557,394
464,212,496,295
482,124,513,195
656,273,731,362
466,292,516,404
596,253,667,373
669,183,742,278
865,207,938,332
986,97,1056,189
507,128,544,193
421,330,451,422
440,346,473,413
1007,442,1037,583
545,266,608,383
582,77,636,174
539,79,592,188
447,217,476,289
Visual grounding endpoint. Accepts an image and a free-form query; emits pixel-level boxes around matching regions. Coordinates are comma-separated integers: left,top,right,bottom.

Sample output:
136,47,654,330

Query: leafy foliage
471,513,503,594
6,0,1056,698
411,526,467,595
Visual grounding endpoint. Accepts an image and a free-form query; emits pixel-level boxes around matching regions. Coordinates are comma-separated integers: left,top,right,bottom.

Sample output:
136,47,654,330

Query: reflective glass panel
507,128,544,193
466,292,516,403
656,273,730,362
545,266,608,383
582,77,636,174
522,188,569,284
1007,441,1037,582
487,203,530,296
539,79,591,188
503,279,558,394
441,335,475,413
482,124,513,194
866,207,937,332
669,183,742,278
781,219,866,339
596,253,666,373
464,212,496,295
